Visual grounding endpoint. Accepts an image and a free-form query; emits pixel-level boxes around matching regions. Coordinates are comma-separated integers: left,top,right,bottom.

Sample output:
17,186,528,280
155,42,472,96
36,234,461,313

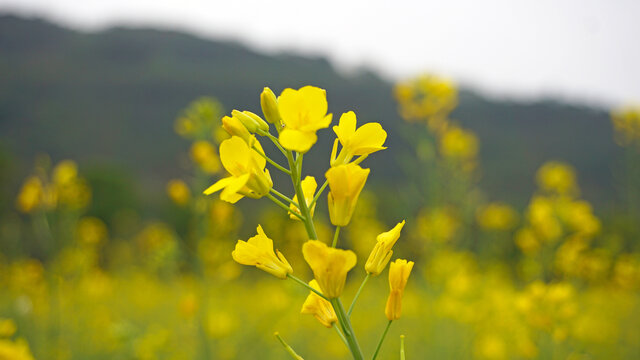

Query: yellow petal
203,176,235,195
219,136,251,176
333,111,357,143
349,122,387,155
279,129,318,153
219,174,250,203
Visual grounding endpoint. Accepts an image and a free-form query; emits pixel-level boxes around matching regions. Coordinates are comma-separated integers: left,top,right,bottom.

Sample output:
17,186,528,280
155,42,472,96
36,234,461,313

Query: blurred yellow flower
394,74,458,121
231,225,293,279
289,176,317,221
0,338,35,360
52,160,78,185
277,86,333,153
611,105,640,146
166,179,191,206
439,126,478,161
300,279,337,328
385,259,414,321
302,240,357,298
330,111,387,166
0,319,16,338
203,136,273,203
325,163,370,226
536,161,577,195
476,202,518,231
16,176,44,213
365,220,406,276
190,140,221,174
76,216,108,246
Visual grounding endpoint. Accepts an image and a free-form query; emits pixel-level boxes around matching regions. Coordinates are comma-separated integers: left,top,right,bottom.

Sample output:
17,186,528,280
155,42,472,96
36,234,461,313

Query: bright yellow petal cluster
231,225,293,279
302,240,357,299
325,164,370,227
300,279,338,328
278,86,333,153
385,259,414,321
289,176,317,221
365,220,406,276
203,136,273,203
330,111,387,166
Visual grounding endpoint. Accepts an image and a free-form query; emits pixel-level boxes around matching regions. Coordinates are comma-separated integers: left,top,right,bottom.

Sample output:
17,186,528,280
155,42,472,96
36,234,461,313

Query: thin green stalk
275,332,304,360
309,179,328,209
253,145,291,174
400,335,406,360
285,151,317,239
371,320,393,360
331,298,364,360
333,324,349,348
347,273,370,317
332,226,341,247
270,188,299,208
266,193,304,221
258,129,288,156
287,274,329,301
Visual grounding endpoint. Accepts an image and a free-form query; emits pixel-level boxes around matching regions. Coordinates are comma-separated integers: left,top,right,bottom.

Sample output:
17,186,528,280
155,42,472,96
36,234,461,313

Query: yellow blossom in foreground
203,136,272,203
326,163,370,226
277,86,333,153
300,279,337,328
385,259,414,321
365,220,406,276
166,179,191,206
191,140,221,174
330,111,387,166
290,176,317,221
302,240,357,298
232,225,293,279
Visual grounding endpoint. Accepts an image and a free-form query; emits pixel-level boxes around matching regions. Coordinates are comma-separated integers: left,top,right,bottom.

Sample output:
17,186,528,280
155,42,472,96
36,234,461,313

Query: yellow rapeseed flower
325,163,370,227
536,161,577,195
231,225,293,279
330,111,387,166
611,105,640,146
230,109,269,134
365,220,406,276
52,160,78,185
302,240,357,298
191,140,221,174
476,202,518,231
289,176,317,221
385,259,414,321
221,114,251,143
439,126,478,161
277,86,333,153
260,87,282,128
203,136,273,203
300,279,338,328
16,176,44,213
166,179,191,206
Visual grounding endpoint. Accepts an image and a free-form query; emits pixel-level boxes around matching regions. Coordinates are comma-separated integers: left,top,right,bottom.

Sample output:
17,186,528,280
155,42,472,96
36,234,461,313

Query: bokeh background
0,1,639,359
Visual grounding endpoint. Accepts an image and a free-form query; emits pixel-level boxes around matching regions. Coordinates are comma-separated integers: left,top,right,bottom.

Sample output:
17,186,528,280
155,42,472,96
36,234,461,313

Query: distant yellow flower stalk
289,176,317,221
300,279,338,328
302,240,357,298
203,136,273,203
277,86,333,153
330,111,387,166
232,225,293,279
365,220,406,276
385,259,414,321
325,163,370,226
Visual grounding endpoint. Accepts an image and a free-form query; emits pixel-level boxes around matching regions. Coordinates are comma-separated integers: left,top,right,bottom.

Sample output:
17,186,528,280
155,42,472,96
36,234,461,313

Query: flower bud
231,109,269,133
260,87,282,128
221,115,251,142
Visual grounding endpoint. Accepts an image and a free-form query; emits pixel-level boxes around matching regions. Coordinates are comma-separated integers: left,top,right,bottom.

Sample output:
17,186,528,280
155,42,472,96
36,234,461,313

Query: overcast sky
1,0,638,107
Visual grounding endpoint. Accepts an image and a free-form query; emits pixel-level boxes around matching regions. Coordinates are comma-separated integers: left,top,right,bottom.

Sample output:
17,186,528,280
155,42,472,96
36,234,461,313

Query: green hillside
0,14,620,211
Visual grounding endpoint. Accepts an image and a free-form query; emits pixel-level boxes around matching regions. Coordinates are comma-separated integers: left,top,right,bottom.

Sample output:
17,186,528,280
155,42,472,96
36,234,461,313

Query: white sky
1,0,639,107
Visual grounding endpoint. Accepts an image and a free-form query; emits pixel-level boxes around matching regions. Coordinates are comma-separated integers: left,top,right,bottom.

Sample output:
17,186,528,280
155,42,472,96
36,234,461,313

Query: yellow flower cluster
611,105,640,147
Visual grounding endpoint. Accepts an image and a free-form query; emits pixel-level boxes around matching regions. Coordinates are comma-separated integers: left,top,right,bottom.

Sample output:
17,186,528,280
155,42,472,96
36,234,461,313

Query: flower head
278,86,333,153
203,136,273,203
365,220,406,276
221,114,251,143
325,164,370,226
385,259,414,321
302,240,357,298
300,279,338,328
289,176,317,221
231,225,293,279
330,111,387,166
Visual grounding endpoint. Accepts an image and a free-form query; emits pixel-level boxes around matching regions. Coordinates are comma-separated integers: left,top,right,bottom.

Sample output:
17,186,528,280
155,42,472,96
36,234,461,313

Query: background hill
0,14,621,215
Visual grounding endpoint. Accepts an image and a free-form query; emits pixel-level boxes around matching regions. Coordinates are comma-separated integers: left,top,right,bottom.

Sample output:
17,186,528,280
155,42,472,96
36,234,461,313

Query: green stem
287,274,329,301
253,145,291,174
371,320,393,360
309,179,328,209
266,193,304,221
331,298,364,360
333,324,349,348
286,151,317,239
332,226,341,247
274,332,304,360
347,273,370,317
258,130,288,156
400,335,406,360
270,188,299,208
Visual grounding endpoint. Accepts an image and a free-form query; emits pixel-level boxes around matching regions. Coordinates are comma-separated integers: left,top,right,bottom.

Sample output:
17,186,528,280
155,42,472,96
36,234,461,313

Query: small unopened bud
260,87,282,128
231,110,269,133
